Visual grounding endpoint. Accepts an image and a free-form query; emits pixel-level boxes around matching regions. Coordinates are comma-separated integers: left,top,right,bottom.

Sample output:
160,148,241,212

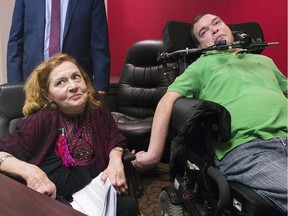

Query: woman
0,54,138,215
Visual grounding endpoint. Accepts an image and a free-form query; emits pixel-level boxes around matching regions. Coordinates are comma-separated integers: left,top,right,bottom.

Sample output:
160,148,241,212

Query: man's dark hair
191,14,207,47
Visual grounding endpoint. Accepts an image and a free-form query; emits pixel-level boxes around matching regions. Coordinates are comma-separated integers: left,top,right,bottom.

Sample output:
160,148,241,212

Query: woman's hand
0,153,57,199
101,150,128,195
25,164,57,199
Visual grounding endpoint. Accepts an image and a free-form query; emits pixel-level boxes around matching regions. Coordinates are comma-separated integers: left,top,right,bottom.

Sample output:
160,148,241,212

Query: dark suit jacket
7,0,110,91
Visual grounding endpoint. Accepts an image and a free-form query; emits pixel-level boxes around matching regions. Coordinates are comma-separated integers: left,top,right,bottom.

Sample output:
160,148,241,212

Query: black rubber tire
158,189,188,216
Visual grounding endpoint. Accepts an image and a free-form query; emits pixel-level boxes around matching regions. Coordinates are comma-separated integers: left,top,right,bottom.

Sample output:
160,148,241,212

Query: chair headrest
118,40,180,119
125,40,164,67
163,20,265,54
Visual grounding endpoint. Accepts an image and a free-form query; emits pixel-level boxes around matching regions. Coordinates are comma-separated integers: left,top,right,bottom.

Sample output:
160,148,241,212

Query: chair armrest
122,149,136,162
122,149,139,200
171,98,231,143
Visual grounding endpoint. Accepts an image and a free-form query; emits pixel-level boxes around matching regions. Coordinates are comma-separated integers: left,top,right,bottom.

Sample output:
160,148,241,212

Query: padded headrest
163,21,194,53
125,40,164,66
163,20,265,54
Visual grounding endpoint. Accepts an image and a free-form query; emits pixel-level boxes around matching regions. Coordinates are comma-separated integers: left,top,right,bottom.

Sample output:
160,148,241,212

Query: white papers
70,172,117,216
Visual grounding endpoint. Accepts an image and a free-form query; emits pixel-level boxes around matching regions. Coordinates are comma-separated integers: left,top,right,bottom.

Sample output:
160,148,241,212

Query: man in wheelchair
132,14,287,215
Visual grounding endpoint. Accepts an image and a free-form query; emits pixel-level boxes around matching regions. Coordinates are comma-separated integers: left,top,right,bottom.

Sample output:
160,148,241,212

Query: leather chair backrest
0,83,25,137
117,40,179,119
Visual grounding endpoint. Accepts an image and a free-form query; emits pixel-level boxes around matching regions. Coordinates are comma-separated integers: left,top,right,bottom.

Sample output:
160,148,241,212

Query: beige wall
0,0,14,84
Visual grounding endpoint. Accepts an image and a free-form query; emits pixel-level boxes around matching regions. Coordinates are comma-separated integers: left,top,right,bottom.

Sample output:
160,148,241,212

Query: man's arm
133,91,183,170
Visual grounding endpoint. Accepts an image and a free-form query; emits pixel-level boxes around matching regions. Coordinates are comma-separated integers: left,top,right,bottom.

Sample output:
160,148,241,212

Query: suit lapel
63,0,79,40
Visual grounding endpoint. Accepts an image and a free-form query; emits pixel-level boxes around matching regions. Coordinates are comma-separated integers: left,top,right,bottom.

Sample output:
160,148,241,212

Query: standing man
7,0,110,93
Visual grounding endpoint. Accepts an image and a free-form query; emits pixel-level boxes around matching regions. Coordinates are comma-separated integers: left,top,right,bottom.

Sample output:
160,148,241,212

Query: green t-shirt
168,51,288,160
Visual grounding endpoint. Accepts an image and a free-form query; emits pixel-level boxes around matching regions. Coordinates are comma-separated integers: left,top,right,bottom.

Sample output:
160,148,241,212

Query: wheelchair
158,98,282,216
157,21,283,216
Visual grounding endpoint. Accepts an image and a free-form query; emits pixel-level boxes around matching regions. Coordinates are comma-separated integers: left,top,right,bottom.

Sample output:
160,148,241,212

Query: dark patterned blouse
0,103,126,199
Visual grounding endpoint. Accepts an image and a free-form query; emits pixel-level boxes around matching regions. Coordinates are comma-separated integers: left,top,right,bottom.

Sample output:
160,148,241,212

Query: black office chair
103,40,179,196
158,21,282,216
0,83,25,137
109,40,179,152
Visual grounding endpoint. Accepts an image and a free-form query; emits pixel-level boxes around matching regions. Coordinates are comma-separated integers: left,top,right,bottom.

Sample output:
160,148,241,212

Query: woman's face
47,61,88,116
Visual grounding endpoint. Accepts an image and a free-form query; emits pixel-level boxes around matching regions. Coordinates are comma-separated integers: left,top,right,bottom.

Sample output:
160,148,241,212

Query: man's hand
132,150,159,171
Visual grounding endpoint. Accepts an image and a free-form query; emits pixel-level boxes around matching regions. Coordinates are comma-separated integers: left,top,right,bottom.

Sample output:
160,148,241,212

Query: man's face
193,14,234,48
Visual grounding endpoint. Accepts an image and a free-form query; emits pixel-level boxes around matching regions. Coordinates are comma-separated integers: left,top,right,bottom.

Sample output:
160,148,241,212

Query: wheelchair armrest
171,98,231,143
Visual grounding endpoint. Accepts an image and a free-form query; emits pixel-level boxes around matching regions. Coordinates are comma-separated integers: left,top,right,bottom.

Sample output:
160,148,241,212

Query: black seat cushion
112,112,153,137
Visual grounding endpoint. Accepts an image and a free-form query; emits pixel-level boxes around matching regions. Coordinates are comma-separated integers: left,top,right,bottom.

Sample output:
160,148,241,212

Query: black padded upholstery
117,40,178,118
168,97,281,216
111,40,179,147
0,83,25,137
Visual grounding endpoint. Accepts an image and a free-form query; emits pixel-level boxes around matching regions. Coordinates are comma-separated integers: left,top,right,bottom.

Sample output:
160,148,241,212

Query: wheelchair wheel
158,190,188,216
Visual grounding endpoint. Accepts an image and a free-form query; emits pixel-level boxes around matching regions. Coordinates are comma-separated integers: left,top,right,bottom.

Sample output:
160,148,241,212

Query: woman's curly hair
23,53,101,117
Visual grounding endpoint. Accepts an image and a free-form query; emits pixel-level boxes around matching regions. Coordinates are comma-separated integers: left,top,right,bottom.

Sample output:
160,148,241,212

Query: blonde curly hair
23,53,101,117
